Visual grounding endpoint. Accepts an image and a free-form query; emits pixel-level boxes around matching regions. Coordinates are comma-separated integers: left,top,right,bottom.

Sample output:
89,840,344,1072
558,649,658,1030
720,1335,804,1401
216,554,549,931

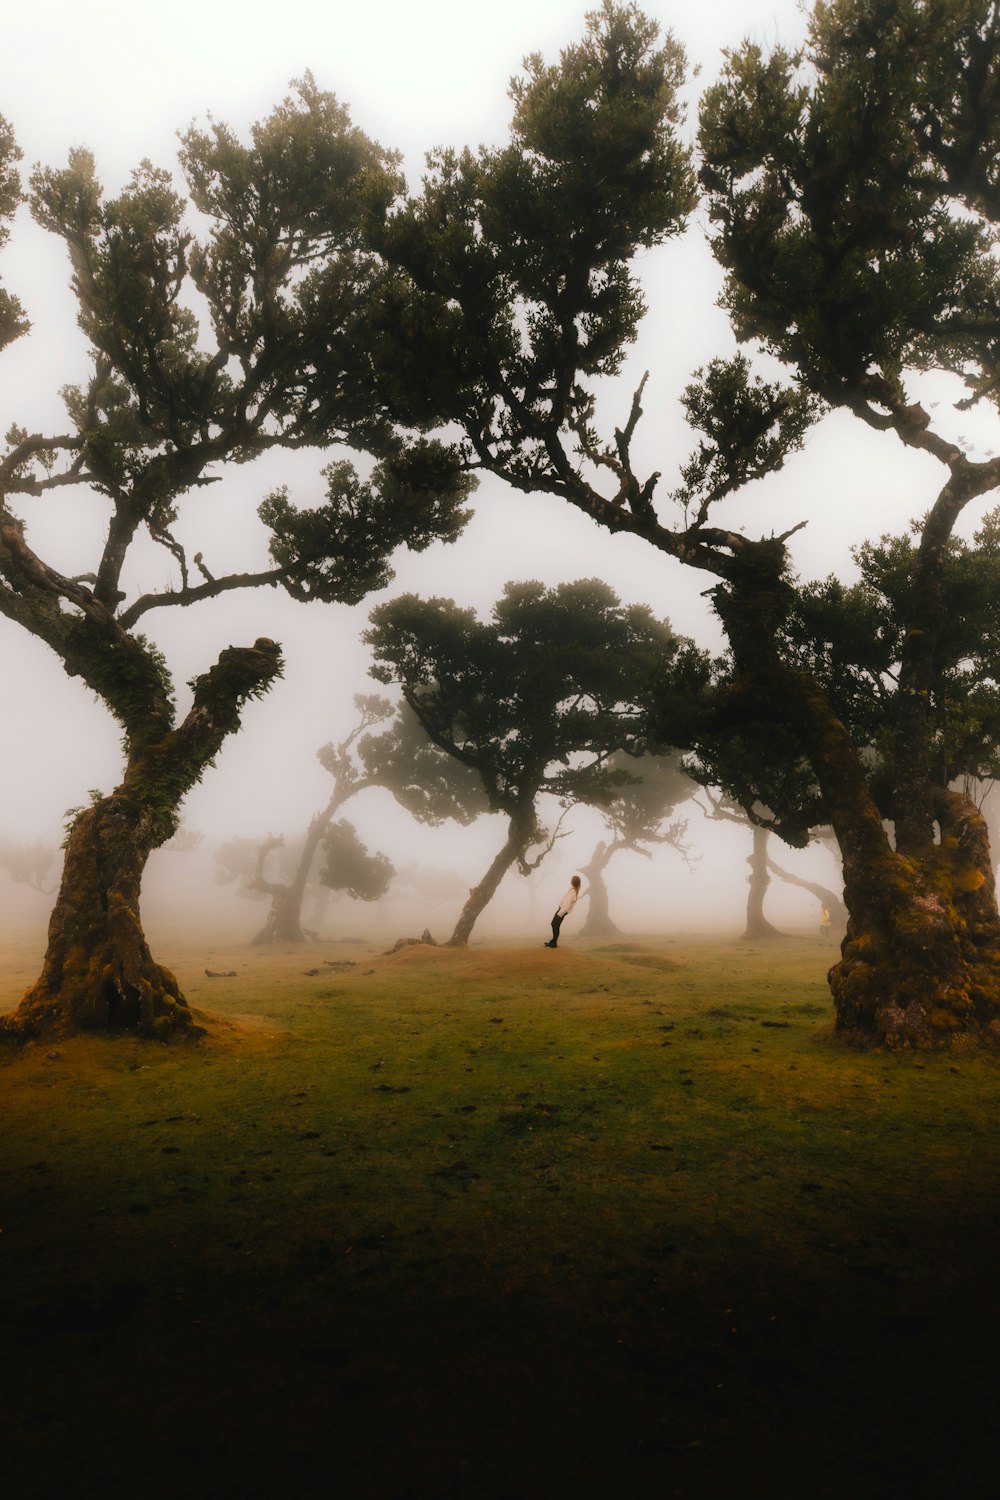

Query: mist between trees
2,0,1000,1046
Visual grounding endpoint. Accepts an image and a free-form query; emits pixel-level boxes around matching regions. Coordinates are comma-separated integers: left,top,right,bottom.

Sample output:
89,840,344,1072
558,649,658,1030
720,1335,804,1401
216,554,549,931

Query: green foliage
354,701,487,827
366,578,685,823
591,746,693,851
311,692,485,836
318,817,394,901
180,71,403,256
371,2,694,475
0,115,26,351
698,0,1000,413
787,508,1000,791
186,638,284,737
8,74,474,678
178,73,408,450
672,355,818,523
0,115,22,227
260,440,474,604
61,788,107,848
2,78,476,903
679,500,1000,842
682,707,826,849
32,150,207,472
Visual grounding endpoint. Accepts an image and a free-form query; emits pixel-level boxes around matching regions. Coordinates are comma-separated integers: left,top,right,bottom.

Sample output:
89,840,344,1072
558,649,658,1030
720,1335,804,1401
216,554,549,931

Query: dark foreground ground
2,933,998,1499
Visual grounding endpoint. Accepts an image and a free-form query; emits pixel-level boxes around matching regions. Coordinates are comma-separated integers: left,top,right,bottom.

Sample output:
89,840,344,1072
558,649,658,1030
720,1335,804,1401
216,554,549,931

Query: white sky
0,0,986,937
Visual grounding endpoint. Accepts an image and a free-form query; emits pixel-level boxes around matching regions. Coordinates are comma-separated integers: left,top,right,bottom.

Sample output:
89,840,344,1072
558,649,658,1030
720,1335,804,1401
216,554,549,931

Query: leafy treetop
0,79,473,759
365,576,686,829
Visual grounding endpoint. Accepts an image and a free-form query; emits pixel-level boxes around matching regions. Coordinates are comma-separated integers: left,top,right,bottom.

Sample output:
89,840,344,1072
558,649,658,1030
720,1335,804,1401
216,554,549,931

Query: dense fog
0,0,965,956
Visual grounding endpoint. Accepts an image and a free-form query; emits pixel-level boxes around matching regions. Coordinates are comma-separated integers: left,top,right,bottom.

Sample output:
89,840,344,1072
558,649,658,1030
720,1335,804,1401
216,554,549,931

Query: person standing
545,875,582,948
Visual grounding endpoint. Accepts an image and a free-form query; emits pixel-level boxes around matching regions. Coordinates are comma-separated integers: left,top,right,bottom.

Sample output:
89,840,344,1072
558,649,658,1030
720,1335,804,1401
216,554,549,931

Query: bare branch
118,567,291,628
0,433,84,483
518,806,572,874
149,522,190,591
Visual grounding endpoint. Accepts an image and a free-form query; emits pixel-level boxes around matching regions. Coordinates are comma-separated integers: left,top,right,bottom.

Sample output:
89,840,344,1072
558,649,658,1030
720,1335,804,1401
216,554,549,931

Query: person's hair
571,875,581,888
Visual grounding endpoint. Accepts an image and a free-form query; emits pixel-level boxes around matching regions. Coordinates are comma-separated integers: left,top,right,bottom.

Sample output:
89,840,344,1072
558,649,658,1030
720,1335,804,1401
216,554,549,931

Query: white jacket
556,885,580,918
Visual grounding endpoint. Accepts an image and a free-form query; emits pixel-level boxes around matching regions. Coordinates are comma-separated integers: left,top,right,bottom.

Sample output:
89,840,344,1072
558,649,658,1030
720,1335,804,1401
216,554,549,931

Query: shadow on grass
2,935,998,1498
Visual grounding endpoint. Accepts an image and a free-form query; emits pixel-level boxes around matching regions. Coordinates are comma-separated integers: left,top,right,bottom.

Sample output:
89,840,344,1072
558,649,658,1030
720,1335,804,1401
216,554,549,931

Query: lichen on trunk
714,581,1000,1047
831,791,1000,1046
2,638,283,1041
9,793,195,1040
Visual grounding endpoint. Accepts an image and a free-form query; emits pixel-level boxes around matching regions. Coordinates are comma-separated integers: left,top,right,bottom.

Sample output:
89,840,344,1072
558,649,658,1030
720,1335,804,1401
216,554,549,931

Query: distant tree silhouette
0,838,58,895
243,695,482,944
578,750,692,937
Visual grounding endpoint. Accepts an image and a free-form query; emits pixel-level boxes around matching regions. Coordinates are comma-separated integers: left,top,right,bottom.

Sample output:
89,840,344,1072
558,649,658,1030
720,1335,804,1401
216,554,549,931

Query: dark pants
549,911,564,946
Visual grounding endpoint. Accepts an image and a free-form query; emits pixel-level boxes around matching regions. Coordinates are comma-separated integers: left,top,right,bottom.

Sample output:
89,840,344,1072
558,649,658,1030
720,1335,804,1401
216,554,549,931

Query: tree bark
251,805,336,945
579,841,621,937
2,639,283,1040
742,825,784,939
831,786,1000,1044
792,664,1000,1043
447,814,532,947
11,791,192,1039
715,583,1000,1044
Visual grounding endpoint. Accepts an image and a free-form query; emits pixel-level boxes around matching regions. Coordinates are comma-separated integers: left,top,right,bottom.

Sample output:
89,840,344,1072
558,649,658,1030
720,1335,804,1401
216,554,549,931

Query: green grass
2,933,998,1499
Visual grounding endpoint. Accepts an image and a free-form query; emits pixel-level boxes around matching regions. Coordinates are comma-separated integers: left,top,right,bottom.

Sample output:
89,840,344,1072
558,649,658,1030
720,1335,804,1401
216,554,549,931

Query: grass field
2,929,998,1499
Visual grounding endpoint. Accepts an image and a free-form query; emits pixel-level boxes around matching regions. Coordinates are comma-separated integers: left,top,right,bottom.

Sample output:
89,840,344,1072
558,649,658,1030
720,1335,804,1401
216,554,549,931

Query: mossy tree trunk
828,783,1000,1045
16,789,189,1038
717,582,1000,1044
4,639,283,1040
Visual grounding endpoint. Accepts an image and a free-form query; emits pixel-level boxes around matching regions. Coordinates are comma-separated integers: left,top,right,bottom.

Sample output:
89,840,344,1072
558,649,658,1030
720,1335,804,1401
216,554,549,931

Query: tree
693,791,786,941
373,0,1000,1043
365,578,685,945
688,497,1000,939
250,820,394,941
162,825,204,854
244,694,483,943
682,705,829,941
692,790,847,941
0,83,472,1039
577,750,691,937
768,848,847,939
688,0,1000,1041
0,838,59,895
317,819,395,903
